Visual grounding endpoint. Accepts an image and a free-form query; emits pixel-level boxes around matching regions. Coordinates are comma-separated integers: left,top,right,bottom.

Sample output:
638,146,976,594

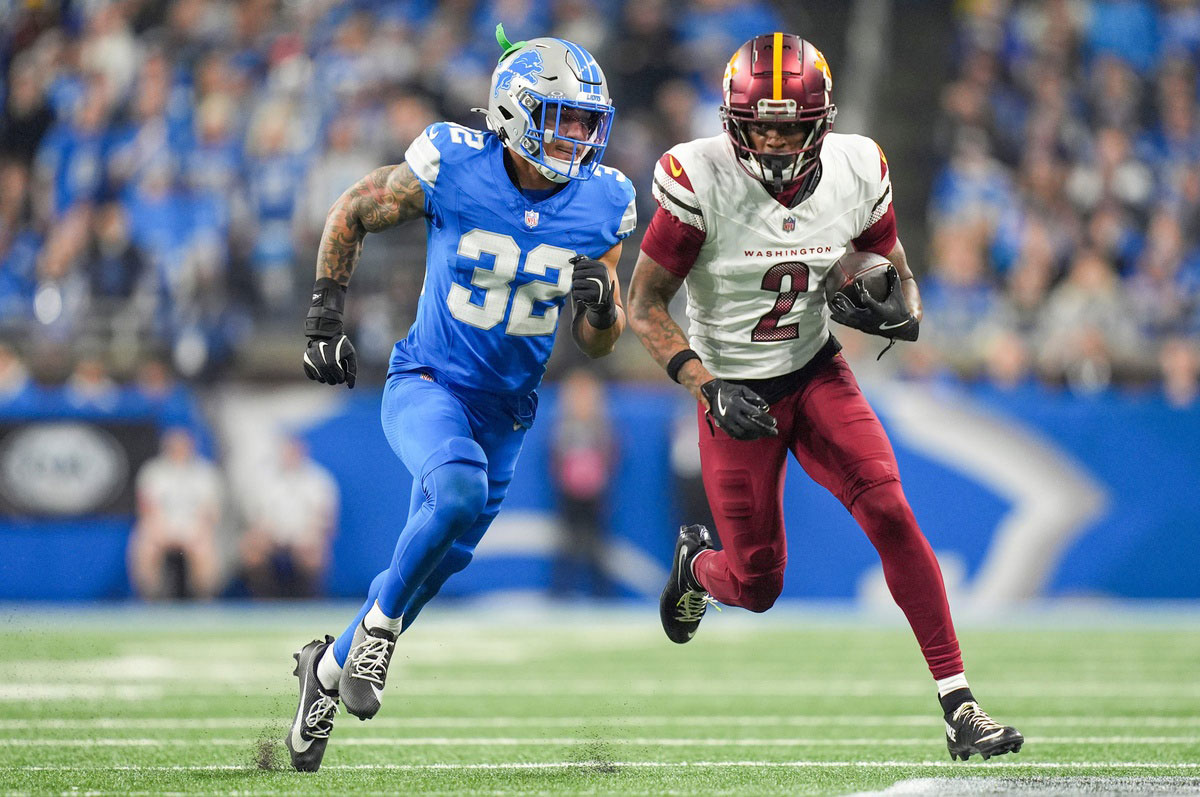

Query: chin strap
534,159,572,183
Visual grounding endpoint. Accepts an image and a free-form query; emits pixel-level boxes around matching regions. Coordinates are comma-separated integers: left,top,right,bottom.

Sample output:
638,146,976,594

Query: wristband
305,278,348,339
666,349,701,384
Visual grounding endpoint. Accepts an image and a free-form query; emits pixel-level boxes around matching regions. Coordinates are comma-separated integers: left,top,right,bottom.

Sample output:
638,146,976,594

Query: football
824,251,894,309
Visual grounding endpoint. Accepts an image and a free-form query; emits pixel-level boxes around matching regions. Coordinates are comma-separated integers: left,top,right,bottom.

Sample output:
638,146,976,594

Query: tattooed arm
316,162,427,285
302,163,425,388
627,250,714,406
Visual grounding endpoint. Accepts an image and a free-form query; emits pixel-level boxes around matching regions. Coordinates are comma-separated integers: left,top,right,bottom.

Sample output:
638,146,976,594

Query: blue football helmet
484,37,614,183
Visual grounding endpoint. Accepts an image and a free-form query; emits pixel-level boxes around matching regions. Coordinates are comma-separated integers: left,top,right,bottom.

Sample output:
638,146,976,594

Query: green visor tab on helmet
495,23,527,62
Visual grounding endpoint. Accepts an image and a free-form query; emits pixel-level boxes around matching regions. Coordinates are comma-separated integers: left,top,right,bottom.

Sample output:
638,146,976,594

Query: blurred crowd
921,0,1200,396
0,0,781,380
2,0,1198,401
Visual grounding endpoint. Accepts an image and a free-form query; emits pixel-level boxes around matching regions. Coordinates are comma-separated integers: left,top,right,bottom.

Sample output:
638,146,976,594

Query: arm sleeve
851,141,898,256
641,152,707,276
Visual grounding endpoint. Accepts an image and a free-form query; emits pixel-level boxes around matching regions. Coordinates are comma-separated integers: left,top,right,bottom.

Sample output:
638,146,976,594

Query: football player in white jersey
627,32,1023,762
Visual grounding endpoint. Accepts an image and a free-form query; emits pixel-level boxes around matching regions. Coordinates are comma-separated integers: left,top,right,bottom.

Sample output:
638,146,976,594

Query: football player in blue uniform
285,29,636,772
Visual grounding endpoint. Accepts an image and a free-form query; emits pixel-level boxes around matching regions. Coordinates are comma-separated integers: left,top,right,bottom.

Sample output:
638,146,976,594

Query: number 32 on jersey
447,228,574,336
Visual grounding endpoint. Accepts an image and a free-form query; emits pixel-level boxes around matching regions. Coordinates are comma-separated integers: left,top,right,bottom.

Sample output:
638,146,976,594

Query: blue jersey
390,122,637,396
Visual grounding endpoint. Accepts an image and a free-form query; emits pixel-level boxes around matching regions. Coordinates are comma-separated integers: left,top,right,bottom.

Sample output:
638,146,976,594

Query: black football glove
303,278,357,388
700,379,778,441
570,254,617,329
829,265,919,342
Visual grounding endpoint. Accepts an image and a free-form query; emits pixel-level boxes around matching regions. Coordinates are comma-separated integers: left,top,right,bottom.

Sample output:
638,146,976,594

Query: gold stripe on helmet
773,32,783,100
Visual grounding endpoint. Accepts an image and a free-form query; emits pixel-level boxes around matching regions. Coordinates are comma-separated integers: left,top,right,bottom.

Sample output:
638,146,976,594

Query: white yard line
6,680,1200,699
2,736,1198,747
852,776,1200,796
6,761,1200,772
7,715,1200,730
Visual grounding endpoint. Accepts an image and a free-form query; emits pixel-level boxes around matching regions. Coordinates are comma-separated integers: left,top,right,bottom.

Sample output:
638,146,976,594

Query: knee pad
852,481,915,536
426,459,489,528
741,569,784,613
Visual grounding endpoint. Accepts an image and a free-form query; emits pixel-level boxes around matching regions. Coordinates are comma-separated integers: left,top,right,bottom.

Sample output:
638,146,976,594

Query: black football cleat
659,524,717,644
285,635,340,772
946,701,1024,761
339,621,397,720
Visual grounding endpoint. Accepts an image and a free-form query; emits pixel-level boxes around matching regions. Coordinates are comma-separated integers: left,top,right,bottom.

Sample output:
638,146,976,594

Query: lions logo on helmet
494,51,544,96
483,37,615,183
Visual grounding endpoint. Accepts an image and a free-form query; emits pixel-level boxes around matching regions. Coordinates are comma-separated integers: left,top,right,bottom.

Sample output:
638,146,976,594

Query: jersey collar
490,143,581,218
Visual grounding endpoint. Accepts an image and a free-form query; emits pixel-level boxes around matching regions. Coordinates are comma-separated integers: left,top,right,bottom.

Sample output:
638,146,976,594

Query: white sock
936,672,970,698
316,646,342,692
364,601,403,634
689,550,711,588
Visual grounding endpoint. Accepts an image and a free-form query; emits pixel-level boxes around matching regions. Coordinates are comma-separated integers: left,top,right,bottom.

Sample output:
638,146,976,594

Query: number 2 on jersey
751,261,810,342
446,229,573,336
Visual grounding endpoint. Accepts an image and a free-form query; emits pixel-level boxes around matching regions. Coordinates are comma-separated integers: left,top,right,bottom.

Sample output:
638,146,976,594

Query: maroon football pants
691,354,964,680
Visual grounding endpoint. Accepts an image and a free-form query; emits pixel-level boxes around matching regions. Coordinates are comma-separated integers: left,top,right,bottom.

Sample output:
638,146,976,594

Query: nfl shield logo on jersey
525,209,540,228
782,216,796,232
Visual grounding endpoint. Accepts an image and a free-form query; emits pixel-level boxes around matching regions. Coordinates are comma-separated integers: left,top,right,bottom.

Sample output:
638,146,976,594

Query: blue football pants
333,372,528,665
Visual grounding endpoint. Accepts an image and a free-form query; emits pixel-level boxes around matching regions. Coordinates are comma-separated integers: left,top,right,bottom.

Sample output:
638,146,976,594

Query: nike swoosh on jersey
290,670,314,752
668,156,683,178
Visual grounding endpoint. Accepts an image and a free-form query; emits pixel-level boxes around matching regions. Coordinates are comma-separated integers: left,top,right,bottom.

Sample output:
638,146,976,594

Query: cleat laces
675,590,720,623
348,636,391,685
953,702,1004,736
304,694,338,739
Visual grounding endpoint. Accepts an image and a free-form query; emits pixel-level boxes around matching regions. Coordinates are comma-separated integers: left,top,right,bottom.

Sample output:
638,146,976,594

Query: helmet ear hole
498,107,514,121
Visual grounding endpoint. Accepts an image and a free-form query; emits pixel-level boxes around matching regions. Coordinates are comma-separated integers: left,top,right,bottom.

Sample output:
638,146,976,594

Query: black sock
940,687,976,715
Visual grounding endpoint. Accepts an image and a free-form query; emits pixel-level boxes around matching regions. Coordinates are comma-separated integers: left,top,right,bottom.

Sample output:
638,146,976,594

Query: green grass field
3,604,1199,795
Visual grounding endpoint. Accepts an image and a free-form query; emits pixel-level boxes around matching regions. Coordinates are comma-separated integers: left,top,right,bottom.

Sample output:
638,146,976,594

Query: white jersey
651,132,894,379
247,463,339,546
136,456,222,545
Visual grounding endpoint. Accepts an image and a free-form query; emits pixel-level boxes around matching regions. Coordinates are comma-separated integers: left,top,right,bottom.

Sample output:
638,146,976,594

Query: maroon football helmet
720,33,837,191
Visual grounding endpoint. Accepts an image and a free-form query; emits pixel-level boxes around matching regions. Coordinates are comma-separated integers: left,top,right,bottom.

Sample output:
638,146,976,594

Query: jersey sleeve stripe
869,183,891,216
618,197,637,237
652,179,705,232
653,177,703,216
852,203,897,255
405,131,441,187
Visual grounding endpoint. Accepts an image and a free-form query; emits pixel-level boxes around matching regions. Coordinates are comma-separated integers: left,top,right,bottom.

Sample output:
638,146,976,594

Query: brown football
824,251,893,309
